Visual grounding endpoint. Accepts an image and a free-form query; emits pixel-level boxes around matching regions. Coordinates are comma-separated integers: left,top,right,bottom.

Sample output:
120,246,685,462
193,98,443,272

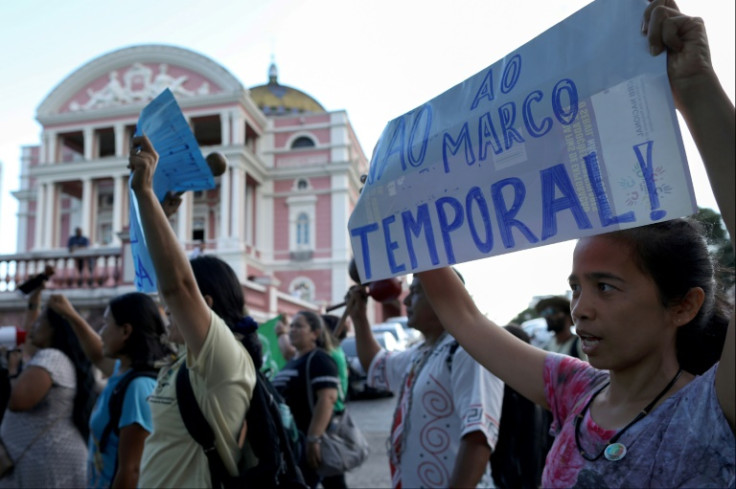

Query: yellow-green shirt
330,346,348,412
139,311,255,488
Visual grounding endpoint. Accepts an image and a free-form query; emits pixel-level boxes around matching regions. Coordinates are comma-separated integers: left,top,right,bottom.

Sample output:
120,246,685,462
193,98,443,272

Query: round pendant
604,442,627,461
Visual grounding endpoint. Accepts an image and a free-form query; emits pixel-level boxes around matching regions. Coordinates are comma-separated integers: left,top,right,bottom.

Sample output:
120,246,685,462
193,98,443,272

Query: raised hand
128,134,159,194
643,0,714,109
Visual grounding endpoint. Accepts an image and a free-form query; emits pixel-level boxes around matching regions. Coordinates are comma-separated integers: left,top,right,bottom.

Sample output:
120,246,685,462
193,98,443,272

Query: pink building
0,44,399,326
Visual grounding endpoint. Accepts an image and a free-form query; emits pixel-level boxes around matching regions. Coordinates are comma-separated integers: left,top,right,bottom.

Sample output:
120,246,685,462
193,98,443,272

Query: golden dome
250,62,325,114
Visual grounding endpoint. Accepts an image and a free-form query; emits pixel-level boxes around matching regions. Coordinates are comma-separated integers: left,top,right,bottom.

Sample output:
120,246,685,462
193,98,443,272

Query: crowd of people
0,1,734,488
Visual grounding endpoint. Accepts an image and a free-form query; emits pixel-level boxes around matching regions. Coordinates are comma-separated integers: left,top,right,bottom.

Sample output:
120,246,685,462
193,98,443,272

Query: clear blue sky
0,0,732,323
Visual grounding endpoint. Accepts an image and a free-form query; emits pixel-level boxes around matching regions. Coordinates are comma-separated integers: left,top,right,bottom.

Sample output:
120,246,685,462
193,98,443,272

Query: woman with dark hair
272,310,341,488
0,295,97,488
47,292,173,488
190,255,263,370
129,138,257,487
417,2,735,487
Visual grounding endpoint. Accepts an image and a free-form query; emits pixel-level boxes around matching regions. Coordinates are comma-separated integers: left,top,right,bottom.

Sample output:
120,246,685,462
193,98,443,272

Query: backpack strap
175,363,229,489
99,368,157,453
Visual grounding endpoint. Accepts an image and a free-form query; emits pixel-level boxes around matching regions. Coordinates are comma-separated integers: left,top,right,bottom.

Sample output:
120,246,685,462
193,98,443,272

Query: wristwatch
306,435,322,444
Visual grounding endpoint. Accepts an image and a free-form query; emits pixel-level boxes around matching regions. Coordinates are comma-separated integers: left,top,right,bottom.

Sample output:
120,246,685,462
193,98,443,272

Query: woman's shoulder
28,348,76,387
29,348,73,370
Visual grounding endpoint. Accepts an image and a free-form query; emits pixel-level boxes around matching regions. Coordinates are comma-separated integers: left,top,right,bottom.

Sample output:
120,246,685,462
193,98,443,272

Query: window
58,131,84,162
99,223,113,245
98,193,114,208
191,115,222,146
291,136,315,149
297,179,308,190
296,213,309,246
95,128,115,157
192,217,205,242
290,278,314,302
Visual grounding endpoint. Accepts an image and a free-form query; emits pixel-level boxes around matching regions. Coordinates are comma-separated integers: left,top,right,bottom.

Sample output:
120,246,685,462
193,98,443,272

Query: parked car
521,317,553,349
371,321,410,349
384,316,423,345
341,332,402,400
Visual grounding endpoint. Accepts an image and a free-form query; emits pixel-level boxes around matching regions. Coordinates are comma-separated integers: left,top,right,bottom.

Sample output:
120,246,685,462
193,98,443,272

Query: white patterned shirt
368,333,504,488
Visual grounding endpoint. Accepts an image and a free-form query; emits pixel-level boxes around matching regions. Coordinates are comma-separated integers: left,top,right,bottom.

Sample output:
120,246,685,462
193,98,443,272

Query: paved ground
342,394,395,489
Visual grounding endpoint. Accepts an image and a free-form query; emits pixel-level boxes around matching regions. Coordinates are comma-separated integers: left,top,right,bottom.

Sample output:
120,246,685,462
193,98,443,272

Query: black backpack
98,369,158,483
176,364,307,489
446,341,544,489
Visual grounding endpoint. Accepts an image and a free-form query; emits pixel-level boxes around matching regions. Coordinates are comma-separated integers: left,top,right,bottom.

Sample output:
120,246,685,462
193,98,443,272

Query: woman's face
569,235,679,371
30,311,53,349
100,306,128,358
289,314,317,353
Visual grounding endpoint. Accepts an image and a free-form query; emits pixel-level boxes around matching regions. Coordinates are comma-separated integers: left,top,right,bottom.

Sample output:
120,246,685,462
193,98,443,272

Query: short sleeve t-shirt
139,311,256,488
368,335,504,488
542,354,735,488
272,349,339,433
87,360,157,489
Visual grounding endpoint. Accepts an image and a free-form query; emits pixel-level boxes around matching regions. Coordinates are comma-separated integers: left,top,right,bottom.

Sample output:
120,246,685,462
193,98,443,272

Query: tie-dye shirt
542,354,735,488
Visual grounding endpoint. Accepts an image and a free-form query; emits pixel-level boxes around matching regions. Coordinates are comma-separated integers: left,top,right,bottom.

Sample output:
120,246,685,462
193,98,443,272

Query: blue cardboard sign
348,0,695,283
129,88,216,292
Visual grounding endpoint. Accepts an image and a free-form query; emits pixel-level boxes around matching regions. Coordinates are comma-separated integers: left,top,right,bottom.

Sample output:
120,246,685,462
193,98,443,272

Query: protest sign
129,88,216,292
348,0,695,283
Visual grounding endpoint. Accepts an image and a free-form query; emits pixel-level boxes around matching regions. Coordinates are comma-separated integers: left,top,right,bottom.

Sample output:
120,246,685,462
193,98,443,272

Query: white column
114,123,126,157
244,180,252,245
44,183,56,248
44,131,57,164
34,183,46,250
81,178,92,241
230,167,245,241
219,169,231,241
112,175,124,245
177,192,191,243
220,111,231,146
231,112,244,145
83,127,94,161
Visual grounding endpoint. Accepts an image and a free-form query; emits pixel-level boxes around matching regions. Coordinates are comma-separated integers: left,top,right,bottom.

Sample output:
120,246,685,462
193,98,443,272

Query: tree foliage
693,207,734,289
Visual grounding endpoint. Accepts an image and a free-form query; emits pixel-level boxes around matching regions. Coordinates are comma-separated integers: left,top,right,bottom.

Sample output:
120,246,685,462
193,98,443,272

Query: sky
0,0,733,324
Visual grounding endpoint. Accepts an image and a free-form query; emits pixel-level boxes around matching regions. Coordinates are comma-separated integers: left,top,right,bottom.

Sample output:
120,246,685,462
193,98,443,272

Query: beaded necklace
574,367,683,462
388,332,448,467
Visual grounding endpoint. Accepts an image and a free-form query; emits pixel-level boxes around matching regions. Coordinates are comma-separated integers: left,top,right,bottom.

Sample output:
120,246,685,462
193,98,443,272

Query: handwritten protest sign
348,0,695,283
129,88,216,292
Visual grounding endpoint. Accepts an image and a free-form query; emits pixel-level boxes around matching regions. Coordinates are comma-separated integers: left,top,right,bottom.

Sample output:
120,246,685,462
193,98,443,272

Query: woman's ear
121,322,134,340
672,287,706,327
204,295,214,308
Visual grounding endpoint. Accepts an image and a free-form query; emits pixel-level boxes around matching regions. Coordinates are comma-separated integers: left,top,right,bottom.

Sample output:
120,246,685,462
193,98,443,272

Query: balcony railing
0,248,124,292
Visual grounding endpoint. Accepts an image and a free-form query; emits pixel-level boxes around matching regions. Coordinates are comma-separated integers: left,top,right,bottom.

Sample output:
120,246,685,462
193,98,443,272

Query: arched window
296,213,310,246
290,279,314,302
291,136,315,149
297,178,308,190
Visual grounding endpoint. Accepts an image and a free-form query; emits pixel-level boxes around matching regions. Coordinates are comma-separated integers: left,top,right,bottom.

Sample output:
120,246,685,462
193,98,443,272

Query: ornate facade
0,44,373,325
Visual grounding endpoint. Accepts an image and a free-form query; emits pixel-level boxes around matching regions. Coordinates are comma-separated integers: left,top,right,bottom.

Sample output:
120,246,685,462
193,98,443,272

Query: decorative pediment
67,62,212,112
38,44,245,118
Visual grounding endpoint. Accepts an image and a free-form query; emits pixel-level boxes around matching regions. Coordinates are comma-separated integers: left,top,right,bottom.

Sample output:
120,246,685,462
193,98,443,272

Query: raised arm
344,285,381,372
644,0,735,430
418,268,549,407
128,135,211,357
47,294,115,377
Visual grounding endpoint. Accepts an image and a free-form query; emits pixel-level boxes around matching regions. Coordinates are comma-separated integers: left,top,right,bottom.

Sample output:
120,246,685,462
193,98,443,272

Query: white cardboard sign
348,0,695,282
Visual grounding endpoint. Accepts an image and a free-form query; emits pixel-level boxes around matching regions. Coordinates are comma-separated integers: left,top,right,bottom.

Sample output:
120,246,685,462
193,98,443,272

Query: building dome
249,62,325,114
